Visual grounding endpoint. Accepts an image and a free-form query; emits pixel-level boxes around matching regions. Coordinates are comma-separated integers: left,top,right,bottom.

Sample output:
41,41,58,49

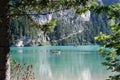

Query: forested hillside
49,10,111,45
10,0,119,46
10,16,50,46
10,12,110,46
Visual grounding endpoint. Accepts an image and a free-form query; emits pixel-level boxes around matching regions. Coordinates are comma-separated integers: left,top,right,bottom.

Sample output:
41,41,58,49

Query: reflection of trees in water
39,49,53,80
48,51,85,80
79,68,91,80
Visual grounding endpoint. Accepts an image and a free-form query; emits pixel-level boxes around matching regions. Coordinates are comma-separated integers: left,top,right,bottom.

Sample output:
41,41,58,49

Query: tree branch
9,8,67,16
9,2,70,17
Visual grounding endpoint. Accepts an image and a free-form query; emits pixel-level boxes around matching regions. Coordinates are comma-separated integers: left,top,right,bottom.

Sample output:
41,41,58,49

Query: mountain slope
49,10,111,45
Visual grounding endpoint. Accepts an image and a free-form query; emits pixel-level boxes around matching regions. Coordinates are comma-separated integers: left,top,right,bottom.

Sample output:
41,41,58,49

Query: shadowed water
10,45,113,80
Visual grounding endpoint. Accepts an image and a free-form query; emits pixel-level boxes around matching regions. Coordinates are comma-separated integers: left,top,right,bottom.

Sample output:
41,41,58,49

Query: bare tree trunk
0,0,10,80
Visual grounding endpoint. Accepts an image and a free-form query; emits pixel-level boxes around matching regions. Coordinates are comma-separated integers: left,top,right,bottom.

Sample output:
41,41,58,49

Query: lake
10,45,113,80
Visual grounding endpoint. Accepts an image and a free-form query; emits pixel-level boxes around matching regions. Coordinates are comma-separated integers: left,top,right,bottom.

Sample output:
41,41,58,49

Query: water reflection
10,46,112,80
40,64,52,80
39,49,53,80
79,69,91,80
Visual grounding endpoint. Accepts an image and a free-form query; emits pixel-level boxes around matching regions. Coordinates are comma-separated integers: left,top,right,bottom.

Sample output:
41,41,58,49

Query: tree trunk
0,0,10,80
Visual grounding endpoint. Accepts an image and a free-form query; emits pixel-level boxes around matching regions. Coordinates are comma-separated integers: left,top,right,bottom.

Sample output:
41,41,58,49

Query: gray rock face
47,9,110,45
30,0,112,46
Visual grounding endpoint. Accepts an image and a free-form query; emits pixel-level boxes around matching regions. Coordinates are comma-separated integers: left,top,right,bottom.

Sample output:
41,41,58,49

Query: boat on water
51,50,61,55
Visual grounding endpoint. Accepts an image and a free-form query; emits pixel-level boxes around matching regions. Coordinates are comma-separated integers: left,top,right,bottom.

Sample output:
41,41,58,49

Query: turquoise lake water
10,45,113,80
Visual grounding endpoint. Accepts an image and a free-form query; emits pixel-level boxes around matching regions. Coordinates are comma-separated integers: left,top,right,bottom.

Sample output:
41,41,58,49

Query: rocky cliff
10,0,119,46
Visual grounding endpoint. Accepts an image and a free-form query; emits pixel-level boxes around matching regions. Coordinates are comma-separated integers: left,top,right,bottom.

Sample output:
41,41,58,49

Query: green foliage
76,6,89,14
94,3,120,80
9,0,92,15
95,25,120,79
91,3,120,19
40,19,57,34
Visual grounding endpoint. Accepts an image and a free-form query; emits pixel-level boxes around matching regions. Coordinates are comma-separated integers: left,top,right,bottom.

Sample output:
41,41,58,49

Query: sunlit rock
80,11,91,21
32,14,53,25
16,40,24,47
